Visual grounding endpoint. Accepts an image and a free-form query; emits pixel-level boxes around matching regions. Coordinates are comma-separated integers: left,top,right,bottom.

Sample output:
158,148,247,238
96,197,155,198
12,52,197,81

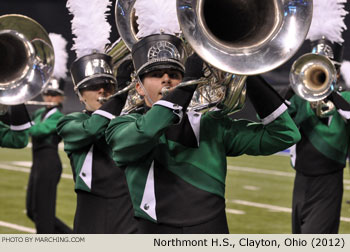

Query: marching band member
286,0,350,234
26,33,72,234
287,62,350,234
56,0,137,233
0,104,32,148
105,0,301,234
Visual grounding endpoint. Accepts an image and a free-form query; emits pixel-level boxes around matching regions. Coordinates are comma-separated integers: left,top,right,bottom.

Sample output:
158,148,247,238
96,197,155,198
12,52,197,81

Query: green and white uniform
288,92,350,174
57,108,137,234
287,91,350,234
0,121,30,148
106,100,300,229
0,104,31,148
26,106,72,234
58,112,130,196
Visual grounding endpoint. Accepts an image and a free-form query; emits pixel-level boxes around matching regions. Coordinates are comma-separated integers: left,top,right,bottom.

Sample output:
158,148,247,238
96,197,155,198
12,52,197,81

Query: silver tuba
115,0,313,114
177,0,313,114
0,14,54,107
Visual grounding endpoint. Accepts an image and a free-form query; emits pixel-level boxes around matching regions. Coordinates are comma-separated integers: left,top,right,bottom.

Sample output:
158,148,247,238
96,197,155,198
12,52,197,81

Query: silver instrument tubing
290,53,337,102
177,0,313,75
0,14,54,105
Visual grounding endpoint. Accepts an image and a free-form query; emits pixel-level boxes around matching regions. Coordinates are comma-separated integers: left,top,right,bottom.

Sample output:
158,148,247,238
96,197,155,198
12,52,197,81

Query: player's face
42,94,64,108
79,84,115,111
136,69,183,107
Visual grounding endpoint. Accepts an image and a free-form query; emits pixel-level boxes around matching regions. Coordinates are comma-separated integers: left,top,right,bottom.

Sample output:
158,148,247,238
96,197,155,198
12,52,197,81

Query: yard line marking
243,185,260,191
11,161,32,167
228,199,350,223
11,161,69,169
226,209,245,215
229,199,292,213
0,163,30,173
228,165,350,185
0,164,73,180
341,217,350,222
0,220,35,233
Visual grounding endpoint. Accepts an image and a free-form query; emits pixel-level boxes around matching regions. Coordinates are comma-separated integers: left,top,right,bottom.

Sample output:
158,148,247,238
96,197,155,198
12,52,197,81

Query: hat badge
313,42,334,59
147,41,180,61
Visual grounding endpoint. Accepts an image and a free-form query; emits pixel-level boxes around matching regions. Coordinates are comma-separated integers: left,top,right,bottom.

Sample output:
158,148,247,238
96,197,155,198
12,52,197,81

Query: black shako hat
70,53,116,90
42,77,65,96
132,34,186,76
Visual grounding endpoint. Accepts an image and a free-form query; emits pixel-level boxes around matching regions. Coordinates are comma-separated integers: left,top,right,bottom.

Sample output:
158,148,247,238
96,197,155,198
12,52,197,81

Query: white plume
67,0,112,58
306,0,348,44
49,33,68,79
134,0,181,38
341,60,350,89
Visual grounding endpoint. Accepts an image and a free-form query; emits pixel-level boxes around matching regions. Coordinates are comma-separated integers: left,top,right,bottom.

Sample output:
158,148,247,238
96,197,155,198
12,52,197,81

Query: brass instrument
114,0,313,114
177,0,313,114
310,99,335,118
289,35,341,118
105,37,131,72
0,14,55,115
290,53,337,102
0,101,59,116
25,101,59,106
290,53,338,118
0,14,54,105
97,4,136,106
95,0,140,110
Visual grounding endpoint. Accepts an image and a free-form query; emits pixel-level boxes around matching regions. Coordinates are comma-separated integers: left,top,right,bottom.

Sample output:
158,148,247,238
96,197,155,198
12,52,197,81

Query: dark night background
1,0,350,119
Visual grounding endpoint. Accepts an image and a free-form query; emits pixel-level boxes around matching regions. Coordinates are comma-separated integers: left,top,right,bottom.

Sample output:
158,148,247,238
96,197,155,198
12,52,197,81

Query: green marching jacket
105,101,301,226
287,91,350,175
0,104,32,148
0,121,30,148
57,111,130,198
29,107,64,152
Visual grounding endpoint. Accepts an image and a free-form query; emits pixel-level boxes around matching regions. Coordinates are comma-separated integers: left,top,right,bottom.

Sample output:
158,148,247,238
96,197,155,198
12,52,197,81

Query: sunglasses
42,91,62,97
80,84,115,92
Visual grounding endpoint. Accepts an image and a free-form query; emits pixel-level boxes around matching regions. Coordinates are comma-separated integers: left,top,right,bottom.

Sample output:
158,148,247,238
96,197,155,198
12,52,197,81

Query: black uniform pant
136,208,229,234
292,169,344,234
73,190,138,234
26,154,72,234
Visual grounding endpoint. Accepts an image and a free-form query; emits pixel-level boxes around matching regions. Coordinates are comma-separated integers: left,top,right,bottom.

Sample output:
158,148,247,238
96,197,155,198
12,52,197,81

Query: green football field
0,146,349,234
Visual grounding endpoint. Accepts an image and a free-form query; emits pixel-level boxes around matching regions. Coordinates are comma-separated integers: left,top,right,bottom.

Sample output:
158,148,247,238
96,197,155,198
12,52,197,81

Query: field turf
1,146,349,233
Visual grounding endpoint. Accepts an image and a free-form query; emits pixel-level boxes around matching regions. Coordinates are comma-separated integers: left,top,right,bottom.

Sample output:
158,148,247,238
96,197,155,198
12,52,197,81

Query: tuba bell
0,14,54,106
177,0,313,75
114,0,313,114
177,0,313,114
